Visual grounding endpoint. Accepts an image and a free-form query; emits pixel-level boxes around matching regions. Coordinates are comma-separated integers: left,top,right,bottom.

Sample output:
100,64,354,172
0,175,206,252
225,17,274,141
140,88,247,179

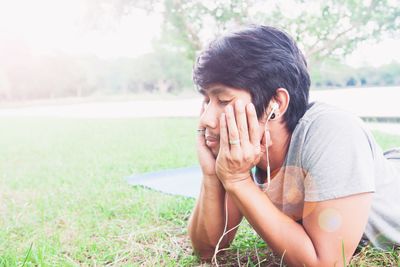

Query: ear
270,88,290,121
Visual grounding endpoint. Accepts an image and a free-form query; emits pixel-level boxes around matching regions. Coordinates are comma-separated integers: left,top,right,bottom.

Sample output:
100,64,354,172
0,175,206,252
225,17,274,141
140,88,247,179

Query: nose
199,102,219,129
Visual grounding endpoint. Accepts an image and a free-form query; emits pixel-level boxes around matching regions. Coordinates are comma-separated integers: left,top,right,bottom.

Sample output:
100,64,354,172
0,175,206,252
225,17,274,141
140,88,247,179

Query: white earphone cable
212,194,242,266
212,103,277,265
264,103,277,190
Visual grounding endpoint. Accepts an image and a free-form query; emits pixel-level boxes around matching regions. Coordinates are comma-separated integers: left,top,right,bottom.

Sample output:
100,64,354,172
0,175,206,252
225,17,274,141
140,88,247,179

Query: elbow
187,221,218,261
188,226,215,261
192,246,215,261
297,256,350,267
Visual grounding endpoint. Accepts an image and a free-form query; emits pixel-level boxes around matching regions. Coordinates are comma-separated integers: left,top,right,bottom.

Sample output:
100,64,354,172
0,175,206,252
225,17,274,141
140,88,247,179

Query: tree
89,0,400,68
131,47,194,93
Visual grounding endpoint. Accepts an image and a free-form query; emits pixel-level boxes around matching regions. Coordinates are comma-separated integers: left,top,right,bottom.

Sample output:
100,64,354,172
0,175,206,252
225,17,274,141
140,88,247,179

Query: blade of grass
22,243,33,267
280,250,286,267
342,239,347,267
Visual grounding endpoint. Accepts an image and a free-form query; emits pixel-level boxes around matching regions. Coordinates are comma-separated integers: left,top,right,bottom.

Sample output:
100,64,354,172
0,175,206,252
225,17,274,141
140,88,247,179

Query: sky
0,0,399,67
0,0,162,59
345,39,400,67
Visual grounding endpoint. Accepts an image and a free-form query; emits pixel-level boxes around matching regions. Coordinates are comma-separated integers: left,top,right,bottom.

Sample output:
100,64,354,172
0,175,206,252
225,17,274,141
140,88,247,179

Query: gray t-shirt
254,101,400,249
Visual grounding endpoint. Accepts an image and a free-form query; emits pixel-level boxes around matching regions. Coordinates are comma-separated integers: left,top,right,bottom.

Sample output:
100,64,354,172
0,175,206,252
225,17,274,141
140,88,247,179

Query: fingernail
248,103,255,110
226,105,232,112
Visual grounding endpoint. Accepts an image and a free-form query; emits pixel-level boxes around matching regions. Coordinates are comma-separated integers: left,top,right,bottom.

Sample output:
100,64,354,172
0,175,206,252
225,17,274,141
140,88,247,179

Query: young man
188,25,400,266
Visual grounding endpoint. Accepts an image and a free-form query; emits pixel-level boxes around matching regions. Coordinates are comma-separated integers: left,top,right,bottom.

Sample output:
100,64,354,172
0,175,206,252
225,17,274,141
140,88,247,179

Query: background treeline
1,52,400,101
312,60,400,88
0,49,193,101
0,0,399,101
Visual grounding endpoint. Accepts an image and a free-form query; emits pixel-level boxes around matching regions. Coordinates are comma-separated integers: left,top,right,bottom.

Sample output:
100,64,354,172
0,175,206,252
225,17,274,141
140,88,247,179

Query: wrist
202,174,223,187
223,175,253,193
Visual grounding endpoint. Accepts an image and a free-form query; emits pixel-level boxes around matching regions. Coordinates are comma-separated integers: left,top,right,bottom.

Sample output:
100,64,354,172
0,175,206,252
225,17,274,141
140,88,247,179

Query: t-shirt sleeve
302,112,376,202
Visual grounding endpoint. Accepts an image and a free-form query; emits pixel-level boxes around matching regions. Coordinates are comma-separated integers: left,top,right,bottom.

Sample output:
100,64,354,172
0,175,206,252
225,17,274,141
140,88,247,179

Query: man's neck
257,122,292,180
269,124,291,172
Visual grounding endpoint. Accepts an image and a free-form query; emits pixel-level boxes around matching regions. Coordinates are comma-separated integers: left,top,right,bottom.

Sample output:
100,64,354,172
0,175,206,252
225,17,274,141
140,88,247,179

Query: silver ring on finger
229,139,240,145
197,129,206,135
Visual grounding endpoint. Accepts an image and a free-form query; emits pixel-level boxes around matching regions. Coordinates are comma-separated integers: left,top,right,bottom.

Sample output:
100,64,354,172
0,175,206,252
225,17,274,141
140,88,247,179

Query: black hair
193,25,310,133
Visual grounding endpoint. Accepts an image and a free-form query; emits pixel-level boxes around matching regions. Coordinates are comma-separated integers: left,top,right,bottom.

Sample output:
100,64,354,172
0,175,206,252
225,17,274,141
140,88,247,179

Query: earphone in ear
262,101,280,191
271,102,279,111
267,102,280,121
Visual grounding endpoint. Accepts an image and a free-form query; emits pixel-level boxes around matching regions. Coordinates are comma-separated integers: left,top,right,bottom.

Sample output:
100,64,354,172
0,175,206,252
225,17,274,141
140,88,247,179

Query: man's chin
210,146,220,158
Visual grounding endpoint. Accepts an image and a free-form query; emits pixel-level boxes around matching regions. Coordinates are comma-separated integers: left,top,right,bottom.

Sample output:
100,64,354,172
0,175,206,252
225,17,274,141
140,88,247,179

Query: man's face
199,84,254,157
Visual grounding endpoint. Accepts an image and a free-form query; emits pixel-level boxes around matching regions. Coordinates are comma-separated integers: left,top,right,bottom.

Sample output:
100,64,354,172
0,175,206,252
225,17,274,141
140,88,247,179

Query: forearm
225,178,322,267
188,175,242,259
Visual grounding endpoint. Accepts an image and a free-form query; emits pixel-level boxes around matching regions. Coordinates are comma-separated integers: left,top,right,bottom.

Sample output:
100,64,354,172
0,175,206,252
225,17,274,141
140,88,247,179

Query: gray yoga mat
126,165,202,198
126,148,400,198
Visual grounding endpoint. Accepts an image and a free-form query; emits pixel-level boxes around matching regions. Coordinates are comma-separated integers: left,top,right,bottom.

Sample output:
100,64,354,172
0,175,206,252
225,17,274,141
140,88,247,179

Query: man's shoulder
293,101,367,139
298,101,358,126
289,101,377,161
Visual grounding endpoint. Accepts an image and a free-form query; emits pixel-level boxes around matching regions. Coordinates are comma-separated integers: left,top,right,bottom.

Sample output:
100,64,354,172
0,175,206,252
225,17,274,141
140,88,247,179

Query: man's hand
216,100,262,188
197,104,218,179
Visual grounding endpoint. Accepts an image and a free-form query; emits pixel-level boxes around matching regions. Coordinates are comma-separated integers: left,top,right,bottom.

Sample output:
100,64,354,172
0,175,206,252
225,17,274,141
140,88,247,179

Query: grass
0,117,399,266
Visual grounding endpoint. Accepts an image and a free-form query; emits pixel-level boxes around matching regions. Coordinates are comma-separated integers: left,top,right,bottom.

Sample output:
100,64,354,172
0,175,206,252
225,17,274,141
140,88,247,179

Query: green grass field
0,118,399,266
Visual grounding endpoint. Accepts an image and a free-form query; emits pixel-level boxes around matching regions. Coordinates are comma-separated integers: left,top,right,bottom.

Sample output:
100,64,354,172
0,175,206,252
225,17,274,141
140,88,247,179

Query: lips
205,135,218,142
205,134,219,148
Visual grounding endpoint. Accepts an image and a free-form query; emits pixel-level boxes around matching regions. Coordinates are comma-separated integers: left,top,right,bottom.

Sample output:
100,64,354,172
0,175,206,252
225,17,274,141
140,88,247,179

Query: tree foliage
0,51,194,101
93,0,399,67
1,1,399,102
311,60,400,88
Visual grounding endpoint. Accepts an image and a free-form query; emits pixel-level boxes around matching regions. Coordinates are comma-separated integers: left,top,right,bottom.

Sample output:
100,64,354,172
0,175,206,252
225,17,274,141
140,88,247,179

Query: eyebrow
199,87,227,96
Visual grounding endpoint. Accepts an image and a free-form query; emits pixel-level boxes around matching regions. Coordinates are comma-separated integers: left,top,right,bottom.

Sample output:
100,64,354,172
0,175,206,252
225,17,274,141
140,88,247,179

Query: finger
200,100,207,116
264,123,272,147
247,103,260,147
235,100,250,145
260,132,266,154
198,100,208,130
197,103,206,145
219,112,229,151
225,105,240,151
198,102,206,126
198,119,207,133
197,129,206,146
196,129,207,150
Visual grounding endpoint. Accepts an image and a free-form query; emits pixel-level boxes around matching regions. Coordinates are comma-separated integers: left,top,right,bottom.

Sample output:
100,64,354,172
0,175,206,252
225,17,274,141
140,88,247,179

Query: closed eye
219,99,232,106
